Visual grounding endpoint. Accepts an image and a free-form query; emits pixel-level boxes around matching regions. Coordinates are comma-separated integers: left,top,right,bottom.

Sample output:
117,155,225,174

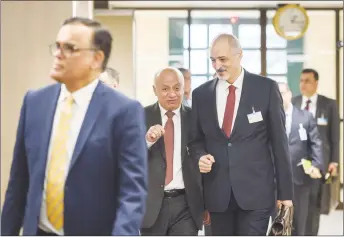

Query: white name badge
317,117,328,126
247,107,263,124
298,123,307,141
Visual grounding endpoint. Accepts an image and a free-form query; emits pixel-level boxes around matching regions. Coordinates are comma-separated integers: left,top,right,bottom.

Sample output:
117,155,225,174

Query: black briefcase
267,204,294,236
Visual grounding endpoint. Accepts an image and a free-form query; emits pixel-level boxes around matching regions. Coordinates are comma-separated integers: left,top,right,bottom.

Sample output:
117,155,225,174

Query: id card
298,123,307,141
317,117,328,126
247,107,263,124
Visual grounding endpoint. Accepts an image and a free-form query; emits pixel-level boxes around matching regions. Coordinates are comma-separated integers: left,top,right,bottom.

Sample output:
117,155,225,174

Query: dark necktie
222,85,236,137
305,99,311,111
164,111,174,185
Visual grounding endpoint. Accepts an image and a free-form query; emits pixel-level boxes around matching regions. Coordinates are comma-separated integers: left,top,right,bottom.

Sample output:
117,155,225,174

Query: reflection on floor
198,210,344,236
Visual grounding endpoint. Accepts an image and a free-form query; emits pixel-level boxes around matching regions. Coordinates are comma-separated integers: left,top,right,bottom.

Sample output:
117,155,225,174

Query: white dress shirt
285,104,293,139
216,68,245,130
147,104,184,191
301,94,318,118
39,79,99,235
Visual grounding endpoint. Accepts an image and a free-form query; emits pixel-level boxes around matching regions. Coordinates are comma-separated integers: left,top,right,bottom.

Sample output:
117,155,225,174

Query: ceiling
109,1,344,9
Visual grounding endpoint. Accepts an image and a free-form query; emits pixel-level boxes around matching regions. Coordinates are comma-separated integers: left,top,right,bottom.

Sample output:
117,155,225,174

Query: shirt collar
302,93,318,105
158,103,181,118
218,67,245,90
59,79,99,106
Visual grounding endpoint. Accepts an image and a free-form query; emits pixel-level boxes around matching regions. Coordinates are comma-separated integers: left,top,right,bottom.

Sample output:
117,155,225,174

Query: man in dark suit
1,17,148,236
141,67,204,235
279,82,324,235
189,33,294,235
292,68,340,235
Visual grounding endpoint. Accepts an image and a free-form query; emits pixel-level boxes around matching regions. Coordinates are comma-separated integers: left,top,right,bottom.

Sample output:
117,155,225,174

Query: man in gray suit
279,82,324,235
292,68,340,235
141,67,204,235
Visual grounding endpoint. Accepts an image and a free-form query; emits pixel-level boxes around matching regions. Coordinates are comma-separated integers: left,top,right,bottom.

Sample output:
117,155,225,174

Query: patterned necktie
46,95,74,230
305,99,311,111
222,85,236,137
164,111,174,185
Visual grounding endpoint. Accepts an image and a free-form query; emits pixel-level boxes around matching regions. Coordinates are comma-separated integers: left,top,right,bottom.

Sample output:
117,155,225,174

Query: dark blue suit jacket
1,82,148,235
189,70,293,212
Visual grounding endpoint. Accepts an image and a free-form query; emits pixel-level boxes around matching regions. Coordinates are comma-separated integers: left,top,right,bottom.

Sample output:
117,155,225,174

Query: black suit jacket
189,70,293,212
288,107,323,186
141,103,204,230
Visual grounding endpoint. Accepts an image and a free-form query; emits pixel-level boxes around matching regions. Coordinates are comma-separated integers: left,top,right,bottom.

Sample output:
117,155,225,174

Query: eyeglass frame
49,42,98,57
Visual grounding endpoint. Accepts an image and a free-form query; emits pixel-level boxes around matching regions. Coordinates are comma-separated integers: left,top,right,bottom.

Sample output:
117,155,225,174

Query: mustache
216,68,226,73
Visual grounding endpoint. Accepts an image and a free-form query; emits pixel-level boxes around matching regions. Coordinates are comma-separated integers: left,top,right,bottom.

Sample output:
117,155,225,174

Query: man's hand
146,125,165,143
328,162,338,176
203,210,211,225
306,166,322,179
199,154,215,173
277,200,293,209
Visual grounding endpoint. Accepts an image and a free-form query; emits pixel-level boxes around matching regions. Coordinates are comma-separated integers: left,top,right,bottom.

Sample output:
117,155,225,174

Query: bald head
211,33,242,53
154,67,184,87
153,67,184,111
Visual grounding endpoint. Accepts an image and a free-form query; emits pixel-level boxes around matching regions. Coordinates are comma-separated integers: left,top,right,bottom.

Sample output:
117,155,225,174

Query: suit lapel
229,70,250,141
68,82,105,172
180,105,188,163
40,85,61,168
209,78,228,139
294,96,302,109
289,107,299,144
315,95,323,119
151,103,166,161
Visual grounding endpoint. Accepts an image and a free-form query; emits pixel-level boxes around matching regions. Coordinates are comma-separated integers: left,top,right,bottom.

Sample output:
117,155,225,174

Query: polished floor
198,210,344,236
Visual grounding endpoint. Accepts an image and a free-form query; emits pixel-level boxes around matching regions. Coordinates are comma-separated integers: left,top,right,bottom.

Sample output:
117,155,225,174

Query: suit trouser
292,184,311,235
204,224,212,235
141,194,198,236
305,179,321,235
209,191,273,235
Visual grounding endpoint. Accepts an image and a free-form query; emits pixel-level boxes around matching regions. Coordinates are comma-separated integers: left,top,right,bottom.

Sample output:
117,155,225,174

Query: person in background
140,67,204,236
100,67,120,89
178,68,192,107
278,82,323,235
292,68,340,236
189,33,293,235
1,17,148,236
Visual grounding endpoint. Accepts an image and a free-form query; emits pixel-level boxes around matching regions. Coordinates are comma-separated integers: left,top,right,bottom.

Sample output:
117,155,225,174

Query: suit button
228,143,232,147
160,185,164,188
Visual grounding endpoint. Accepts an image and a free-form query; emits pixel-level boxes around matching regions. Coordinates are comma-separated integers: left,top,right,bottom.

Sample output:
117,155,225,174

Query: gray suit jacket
141,103,204,230
292,95,339,167
288,107,323,186
292,94,340,214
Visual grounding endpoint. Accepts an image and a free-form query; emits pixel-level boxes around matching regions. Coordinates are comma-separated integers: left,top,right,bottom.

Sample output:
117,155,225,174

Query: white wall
304,11,336,99
94,15,134,98
1,1,73,205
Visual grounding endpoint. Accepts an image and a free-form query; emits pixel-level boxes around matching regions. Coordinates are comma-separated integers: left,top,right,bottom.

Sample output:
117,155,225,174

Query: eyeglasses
49,43,97,57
